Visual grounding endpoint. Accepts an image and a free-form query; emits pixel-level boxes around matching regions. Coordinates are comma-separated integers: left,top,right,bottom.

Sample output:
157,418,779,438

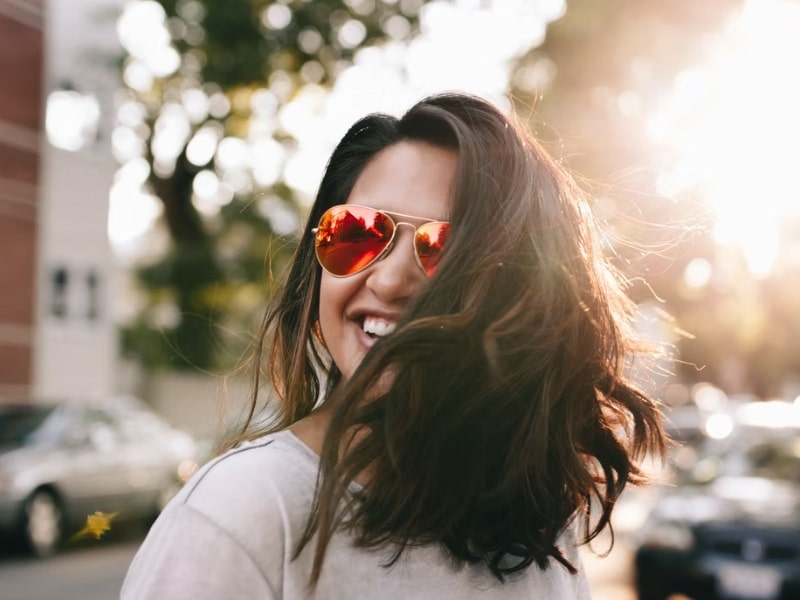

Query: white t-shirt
121,430,592,599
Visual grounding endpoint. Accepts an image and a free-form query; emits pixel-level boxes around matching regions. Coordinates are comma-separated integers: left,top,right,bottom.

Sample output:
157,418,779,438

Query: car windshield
0,406,55,445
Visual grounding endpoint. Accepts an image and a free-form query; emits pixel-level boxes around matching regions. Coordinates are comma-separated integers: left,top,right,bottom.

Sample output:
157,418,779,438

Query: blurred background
1,0,799,599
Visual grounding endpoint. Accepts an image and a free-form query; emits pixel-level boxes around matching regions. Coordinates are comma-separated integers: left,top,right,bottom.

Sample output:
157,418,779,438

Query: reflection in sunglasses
314,205,449,277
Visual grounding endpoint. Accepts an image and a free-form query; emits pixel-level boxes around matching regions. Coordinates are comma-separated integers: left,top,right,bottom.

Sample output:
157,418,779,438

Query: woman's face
318,140,457,380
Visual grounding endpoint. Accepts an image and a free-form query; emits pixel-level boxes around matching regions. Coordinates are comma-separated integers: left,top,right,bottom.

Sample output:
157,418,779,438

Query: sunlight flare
650,0,800,277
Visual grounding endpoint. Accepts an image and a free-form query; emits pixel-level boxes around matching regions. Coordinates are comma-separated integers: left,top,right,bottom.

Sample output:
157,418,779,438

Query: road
0,533,638,599
0,539,139,600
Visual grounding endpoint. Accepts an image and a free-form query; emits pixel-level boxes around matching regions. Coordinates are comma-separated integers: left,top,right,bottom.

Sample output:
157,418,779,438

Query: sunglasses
312,204,451,277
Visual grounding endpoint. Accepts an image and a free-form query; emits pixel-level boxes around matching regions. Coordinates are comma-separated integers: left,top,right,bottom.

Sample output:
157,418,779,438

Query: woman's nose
365,227,425,302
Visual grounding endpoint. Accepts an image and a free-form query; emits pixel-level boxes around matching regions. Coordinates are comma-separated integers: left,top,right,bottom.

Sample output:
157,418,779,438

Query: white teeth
362,317,397,338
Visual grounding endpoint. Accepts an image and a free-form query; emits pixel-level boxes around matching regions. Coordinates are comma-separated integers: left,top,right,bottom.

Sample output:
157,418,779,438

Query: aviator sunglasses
312,204,451,277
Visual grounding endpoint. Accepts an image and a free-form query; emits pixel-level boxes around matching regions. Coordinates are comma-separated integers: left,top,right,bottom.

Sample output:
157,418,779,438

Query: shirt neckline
278,429,364,492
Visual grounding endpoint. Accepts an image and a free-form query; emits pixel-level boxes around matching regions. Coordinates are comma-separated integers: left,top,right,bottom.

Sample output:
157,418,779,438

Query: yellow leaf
70,511,119,541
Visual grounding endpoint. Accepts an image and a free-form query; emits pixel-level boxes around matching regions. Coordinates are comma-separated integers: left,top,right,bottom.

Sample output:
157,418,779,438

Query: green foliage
121,0,424,371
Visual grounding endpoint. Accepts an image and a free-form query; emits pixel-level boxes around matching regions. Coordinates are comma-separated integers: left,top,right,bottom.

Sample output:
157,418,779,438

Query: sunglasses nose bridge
391,221,422,254
365,222,428,291
367,221,420,272
393,221,419,233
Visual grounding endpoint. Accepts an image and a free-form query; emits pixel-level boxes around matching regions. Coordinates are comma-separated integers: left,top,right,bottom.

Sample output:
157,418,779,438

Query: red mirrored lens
315,206,395,275
415,222,450,276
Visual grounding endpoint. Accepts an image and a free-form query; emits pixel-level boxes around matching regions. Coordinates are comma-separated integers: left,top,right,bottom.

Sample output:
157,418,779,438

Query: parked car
0,395,199,556
634,401,800,600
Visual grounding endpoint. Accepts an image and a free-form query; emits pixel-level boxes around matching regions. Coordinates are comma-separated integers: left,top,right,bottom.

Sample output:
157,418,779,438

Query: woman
122,92,666,598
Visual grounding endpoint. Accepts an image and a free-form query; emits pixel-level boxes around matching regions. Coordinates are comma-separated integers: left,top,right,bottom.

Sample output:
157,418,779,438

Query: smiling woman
121,92,667,599
316,141,456,380
649,0,800,278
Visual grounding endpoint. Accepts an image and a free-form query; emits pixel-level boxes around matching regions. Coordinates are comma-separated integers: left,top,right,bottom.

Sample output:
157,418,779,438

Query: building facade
0,0,44,397
1,0,120,401
33,0,120,399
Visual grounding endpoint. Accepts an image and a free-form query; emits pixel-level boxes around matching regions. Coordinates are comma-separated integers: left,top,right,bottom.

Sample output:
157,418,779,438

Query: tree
116,0,425,370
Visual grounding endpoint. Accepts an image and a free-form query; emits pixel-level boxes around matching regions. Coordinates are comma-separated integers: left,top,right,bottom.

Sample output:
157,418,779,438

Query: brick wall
0,0,44,397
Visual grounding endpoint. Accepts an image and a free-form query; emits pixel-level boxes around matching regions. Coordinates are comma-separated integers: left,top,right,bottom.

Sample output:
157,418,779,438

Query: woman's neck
288,400,373,486
288,401,333,457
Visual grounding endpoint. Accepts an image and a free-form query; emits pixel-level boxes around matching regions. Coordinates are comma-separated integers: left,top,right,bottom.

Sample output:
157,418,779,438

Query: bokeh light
45,90,100,151
651,0,800,278
109,0,567,253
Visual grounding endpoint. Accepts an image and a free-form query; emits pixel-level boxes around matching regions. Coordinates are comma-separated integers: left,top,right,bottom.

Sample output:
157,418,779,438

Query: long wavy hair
227,92,666,585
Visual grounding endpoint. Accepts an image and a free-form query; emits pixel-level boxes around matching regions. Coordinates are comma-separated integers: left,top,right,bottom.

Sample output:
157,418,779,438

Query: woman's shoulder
170,429,319,532
193,428,319,481
122,430,317,599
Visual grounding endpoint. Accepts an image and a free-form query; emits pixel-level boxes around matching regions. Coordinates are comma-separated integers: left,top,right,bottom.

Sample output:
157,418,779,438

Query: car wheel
22,489,63,557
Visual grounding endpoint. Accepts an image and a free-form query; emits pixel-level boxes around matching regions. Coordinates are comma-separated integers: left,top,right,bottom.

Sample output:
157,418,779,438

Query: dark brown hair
228,92,666,584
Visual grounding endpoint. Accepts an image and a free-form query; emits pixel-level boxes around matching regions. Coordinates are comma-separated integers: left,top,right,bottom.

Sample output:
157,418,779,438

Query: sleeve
120,503,279,600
